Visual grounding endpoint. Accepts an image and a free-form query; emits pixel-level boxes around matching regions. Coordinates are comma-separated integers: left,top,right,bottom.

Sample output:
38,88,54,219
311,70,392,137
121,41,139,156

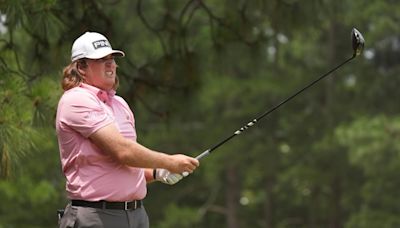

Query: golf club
194,28,365,161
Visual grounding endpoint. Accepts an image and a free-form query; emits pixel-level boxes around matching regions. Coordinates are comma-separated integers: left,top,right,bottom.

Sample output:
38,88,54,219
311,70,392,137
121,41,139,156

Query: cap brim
85,49,125,60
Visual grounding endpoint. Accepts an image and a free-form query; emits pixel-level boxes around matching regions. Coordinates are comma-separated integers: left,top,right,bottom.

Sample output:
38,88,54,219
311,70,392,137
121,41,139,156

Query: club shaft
196,55,355,160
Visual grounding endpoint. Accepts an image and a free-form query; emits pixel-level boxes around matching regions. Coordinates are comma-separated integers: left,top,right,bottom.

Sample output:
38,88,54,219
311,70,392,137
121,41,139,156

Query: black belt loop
71,200,142,210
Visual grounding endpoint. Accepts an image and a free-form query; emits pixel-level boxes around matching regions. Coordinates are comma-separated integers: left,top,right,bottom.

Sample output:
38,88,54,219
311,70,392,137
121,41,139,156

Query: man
56,31,199,228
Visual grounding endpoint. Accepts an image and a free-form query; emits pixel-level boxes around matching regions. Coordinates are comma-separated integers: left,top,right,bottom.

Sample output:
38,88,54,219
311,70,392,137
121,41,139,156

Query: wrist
164,154,175,172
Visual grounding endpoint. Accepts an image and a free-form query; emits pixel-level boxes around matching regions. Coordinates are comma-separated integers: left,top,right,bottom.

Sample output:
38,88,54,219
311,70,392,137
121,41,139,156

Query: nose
104,58,116,67
105,57,115,63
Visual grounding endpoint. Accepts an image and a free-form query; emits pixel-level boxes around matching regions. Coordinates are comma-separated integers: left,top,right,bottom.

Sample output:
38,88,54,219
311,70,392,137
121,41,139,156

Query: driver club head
352,28,365,57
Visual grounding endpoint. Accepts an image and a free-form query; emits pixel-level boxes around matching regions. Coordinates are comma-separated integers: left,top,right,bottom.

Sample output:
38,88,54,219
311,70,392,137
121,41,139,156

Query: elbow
113,148,133,165
99,139,142,167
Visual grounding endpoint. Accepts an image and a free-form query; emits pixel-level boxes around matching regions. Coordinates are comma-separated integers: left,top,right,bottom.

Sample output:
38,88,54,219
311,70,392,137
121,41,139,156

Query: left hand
154,169,184,185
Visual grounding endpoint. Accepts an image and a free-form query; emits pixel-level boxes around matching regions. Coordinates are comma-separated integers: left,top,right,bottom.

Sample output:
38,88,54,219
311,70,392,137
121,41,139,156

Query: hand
167,154,199,174
154,169,184,185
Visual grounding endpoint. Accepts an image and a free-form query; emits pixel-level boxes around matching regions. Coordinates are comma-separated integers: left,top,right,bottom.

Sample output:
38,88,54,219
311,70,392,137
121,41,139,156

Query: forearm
90,124,173,169
121,141,173,169
90,123,198,174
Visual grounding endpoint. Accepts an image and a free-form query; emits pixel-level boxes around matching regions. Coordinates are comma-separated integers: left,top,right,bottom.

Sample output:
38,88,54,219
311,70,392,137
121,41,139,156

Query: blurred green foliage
0,0,399,227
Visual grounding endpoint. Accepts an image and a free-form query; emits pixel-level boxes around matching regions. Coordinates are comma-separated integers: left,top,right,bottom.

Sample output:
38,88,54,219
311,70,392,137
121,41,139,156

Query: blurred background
0,0,399,227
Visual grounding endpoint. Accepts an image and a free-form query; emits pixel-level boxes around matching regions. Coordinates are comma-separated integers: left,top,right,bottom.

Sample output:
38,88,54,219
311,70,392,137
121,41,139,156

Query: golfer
56,31,199,228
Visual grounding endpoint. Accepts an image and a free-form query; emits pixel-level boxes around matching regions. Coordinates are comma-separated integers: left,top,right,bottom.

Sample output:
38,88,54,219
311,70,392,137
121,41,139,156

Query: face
83,55,117,90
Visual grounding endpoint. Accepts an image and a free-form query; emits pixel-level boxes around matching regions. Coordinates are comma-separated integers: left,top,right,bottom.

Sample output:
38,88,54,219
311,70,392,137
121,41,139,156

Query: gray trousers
59,203,149,228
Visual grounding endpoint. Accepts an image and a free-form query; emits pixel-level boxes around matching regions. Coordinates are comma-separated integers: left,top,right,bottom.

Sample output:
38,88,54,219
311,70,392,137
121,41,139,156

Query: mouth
105,71,114,77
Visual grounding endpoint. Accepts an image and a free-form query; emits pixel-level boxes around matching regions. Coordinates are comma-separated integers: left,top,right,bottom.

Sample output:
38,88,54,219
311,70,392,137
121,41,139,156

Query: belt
71,200,142,210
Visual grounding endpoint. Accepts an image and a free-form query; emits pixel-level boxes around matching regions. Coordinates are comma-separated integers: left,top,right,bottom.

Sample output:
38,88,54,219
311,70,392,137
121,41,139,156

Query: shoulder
58,87,102,112
60,87,98,104
114,95,128,105
113,95,131,108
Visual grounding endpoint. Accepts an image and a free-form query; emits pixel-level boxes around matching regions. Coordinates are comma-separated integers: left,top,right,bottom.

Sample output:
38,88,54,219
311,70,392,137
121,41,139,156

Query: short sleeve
58,90,114,138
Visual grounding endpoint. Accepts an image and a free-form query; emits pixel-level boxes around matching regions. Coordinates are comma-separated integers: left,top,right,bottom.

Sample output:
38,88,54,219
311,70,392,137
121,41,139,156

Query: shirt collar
79,83,116,104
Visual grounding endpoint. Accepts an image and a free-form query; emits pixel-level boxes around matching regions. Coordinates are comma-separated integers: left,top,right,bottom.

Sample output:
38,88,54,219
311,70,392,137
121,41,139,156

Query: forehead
87,54,114,63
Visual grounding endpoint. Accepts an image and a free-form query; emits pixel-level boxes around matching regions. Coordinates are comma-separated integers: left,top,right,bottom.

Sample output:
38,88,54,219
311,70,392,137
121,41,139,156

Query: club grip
195,149,210,160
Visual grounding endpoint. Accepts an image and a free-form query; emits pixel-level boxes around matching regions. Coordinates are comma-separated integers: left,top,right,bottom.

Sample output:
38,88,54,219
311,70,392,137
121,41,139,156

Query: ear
77,67,86,76
77,62,87,76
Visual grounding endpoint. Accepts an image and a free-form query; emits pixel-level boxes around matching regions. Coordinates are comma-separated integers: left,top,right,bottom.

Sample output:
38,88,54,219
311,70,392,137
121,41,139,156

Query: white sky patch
267,45,276,61
277,33,288,44
363,49,375,59
279,143,291,154
240,196,249,205
267,46,276,56
0,13,7,34
344,74,356,87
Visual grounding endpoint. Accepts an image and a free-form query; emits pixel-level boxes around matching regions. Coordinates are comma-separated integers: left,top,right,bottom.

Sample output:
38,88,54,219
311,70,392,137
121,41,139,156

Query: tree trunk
327,17,343,228
330,176,342,228
309,185,321,228
263,178,274,228
226,166,240,228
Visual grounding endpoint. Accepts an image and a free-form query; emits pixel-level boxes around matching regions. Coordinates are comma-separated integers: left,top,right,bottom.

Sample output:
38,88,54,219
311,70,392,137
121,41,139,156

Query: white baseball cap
71,31,125,62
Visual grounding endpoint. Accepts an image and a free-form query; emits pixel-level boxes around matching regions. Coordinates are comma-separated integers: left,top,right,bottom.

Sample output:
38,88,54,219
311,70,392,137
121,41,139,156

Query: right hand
167,154,199,174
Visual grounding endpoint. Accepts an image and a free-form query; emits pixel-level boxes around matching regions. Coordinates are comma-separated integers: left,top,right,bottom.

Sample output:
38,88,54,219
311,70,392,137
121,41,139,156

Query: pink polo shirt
56,83,146,201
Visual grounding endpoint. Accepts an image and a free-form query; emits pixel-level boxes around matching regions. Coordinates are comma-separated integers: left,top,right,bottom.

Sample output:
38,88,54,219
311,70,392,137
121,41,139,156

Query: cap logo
92,39,110,49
